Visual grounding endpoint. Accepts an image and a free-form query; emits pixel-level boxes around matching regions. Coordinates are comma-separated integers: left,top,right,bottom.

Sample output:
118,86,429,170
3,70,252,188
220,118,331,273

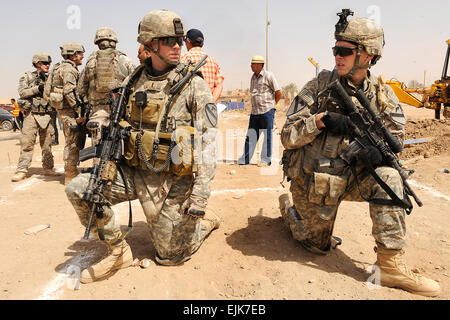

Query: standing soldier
279,10,440,297
44,43,85,185
11,53,59,182
77,27,136,115
65,9,220,283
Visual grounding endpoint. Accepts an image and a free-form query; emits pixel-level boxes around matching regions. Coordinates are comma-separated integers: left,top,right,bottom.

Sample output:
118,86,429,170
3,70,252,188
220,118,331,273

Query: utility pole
266,0,270,71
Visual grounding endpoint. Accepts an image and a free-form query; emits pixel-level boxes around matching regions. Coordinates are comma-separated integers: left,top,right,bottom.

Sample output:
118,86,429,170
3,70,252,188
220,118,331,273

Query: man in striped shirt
238,55,282,166
181,29,224,101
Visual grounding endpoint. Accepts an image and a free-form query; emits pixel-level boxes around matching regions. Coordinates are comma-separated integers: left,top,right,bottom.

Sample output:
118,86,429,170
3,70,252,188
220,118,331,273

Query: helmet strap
346,45,372,79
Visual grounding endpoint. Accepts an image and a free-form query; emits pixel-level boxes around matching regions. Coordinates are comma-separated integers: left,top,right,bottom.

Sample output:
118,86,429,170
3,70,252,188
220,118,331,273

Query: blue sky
0,0,448,98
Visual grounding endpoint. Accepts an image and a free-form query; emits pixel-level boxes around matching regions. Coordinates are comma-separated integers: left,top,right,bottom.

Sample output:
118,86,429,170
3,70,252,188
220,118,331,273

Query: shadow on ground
226,211,370,283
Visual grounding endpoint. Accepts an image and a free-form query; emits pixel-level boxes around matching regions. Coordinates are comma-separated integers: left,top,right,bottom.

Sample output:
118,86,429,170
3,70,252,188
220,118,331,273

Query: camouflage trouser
284,166,406,251
57,109,80,173
65,166,214,265
16,113,54,172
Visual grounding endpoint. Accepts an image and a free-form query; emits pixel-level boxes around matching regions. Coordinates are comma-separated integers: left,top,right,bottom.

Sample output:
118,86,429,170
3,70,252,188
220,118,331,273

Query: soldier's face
72,53,84,66
158,38,181,65
37,62,50,73
334,41,358,76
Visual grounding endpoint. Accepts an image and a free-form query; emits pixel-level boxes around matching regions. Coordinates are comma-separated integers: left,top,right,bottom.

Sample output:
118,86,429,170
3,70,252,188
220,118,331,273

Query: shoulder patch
287,88,314,117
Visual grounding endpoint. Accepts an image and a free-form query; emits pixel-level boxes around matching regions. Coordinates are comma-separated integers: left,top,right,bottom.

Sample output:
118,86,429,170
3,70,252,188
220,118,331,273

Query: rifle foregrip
354,89,403,154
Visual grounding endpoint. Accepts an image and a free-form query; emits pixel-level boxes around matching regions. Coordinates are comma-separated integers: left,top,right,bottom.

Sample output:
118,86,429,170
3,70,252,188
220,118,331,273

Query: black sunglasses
332,46,357,57
160,37,184,47
40,62,51,66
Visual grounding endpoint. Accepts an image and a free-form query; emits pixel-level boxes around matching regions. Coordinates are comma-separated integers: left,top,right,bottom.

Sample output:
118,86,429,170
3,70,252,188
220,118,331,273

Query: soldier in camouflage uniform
44,43,85,185
280,11,440,297
65,9,220,283
11,53,60,182
77,27,136,115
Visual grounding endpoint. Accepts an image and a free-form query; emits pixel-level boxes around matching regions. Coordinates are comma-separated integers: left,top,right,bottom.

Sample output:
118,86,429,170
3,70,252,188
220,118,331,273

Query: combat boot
80,240,133,284
201,209,221,234
375,246,440,297
44,168,62,176
11,171,27,182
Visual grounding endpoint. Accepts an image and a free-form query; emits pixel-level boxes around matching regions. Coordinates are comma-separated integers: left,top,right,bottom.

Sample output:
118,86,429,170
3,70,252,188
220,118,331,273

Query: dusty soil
0,104,449,300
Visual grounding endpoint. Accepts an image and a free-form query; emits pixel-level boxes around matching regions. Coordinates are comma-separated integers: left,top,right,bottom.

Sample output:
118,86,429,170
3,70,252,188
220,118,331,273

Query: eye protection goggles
332,46,357,57
160,37,184,47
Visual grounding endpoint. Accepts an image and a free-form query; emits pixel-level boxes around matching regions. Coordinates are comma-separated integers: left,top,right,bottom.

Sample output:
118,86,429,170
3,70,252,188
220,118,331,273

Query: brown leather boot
80,241,133,284
201,209,221,234
44,168,62,176
376,246,440,297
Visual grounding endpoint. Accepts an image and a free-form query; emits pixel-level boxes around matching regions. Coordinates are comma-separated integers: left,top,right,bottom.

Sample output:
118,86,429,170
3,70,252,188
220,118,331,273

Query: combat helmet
32,52,52,67
60,42,85,58
334,9,385,74
137,9,184,65
94,27,118,45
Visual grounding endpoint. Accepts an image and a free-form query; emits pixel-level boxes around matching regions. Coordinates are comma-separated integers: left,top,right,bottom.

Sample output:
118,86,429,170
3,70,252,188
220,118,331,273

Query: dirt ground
0,104,448,301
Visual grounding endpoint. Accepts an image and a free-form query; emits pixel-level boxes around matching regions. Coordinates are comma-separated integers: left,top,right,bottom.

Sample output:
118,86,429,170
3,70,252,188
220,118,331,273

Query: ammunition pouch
281,148,305,181
48,88,64,110
122,121,198,176
306,172,348,209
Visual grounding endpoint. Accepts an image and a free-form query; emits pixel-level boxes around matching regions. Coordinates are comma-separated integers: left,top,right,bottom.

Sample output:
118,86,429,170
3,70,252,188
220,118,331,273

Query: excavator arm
386,39,450,119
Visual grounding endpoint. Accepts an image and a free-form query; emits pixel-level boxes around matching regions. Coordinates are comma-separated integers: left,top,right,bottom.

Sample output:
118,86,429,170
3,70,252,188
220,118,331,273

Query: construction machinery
386,39,449,119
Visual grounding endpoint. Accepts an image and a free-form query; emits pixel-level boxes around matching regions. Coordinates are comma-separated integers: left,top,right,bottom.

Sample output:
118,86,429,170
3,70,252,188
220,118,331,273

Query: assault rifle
70,91,91,150
326,80,422,214
79,68,143,241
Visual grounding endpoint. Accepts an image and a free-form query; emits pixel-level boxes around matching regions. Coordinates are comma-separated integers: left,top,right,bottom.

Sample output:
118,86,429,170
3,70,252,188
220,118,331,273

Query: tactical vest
86,49,130,108
283,71,393,183
44,62,66,110
20,72,51,114
121,64,200,176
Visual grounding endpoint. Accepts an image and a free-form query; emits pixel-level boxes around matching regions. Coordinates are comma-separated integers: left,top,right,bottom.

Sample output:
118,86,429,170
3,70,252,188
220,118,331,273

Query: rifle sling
350,159,413,215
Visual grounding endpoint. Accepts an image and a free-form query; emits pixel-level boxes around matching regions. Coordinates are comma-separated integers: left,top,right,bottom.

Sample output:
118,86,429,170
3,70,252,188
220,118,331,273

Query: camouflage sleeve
76,67,88,98
119,55,136,77
62,65,79,108
188,76,218,208
281,77,323,150
18,73,40,99
381,84,406,144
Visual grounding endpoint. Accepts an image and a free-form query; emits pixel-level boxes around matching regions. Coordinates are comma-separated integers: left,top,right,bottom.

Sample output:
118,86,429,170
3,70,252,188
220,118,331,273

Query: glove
184,198,206,219
321,112,353,136
357,146,383,167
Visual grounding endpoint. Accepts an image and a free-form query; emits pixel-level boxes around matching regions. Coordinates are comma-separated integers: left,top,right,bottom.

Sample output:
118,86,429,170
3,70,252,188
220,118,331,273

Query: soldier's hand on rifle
356,146,383,166
321,111,353,136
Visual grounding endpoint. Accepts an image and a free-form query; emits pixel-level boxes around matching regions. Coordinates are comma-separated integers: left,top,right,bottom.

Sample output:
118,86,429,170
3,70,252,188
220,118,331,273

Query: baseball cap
186,29,204,44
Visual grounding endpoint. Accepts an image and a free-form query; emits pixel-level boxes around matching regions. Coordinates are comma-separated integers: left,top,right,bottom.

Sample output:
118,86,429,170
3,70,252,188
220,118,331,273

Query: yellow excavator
386,39,449,119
